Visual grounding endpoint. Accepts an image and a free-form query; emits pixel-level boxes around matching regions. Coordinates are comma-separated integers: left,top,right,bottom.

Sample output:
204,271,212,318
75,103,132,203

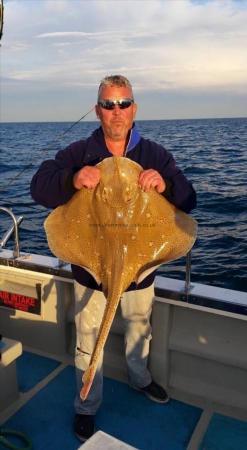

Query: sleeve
155,144,197,213
30,141,85,209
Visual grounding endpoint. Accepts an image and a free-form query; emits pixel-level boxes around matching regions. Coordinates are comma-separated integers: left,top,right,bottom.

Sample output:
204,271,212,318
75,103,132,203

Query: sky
1,0,247,122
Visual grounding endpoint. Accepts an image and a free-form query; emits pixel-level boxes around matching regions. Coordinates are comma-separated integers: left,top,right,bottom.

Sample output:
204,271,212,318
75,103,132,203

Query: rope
0,428,32,450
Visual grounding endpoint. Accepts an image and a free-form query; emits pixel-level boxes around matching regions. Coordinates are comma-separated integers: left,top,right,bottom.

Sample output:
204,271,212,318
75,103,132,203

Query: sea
0,118,246,293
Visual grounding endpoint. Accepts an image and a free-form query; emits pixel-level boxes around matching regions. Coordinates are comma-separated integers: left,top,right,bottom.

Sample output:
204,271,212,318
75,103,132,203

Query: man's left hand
139,169,166,193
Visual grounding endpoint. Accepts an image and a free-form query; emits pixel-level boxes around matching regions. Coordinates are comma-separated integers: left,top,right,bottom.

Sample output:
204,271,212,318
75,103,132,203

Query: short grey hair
97,75,134,101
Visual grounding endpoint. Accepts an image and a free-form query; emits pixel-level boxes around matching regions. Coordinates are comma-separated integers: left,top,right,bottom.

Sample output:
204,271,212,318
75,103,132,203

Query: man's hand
73,166,101,190
139,169,166,193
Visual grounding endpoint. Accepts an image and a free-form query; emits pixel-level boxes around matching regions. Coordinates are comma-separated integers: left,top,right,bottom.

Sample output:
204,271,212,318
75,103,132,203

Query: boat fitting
0,207,21,258
185,250,192,297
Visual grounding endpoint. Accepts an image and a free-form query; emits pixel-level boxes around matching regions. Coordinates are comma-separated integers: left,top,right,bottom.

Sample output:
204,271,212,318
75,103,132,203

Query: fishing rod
0,0,3,42
0,106,95,197
0,0,95,198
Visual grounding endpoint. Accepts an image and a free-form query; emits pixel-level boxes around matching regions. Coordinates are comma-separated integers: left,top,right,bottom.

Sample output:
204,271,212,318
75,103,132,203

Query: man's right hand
73,166,101,190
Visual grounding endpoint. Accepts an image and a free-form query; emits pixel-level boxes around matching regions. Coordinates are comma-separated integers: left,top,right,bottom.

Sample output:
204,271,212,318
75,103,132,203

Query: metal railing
185,251,192,298
0,207,23,258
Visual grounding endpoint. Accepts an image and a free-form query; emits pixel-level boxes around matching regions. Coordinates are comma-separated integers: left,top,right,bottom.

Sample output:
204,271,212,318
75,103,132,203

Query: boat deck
1,350,247,450
1,252,247,448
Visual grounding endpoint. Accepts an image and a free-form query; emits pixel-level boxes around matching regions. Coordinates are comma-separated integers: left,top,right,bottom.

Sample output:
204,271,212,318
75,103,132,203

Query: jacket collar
126,124,141,153
94,124,141,155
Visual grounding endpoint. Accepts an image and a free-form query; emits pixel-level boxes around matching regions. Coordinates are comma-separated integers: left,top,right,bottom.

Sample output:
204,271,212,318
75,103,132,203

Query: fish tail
79,242,127,401
80,365,95,400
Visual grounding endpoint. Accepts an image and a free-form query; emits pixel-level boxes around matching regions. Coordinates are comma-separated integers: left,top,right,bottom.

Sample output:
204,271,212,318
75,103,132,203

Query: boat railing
185,250,192,296
0,207,23,258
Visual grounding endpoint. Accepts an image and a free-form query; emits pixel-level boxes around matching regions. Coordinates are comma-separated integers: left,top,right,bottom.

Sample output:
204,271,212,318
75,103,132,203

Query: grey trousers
74,281,154,415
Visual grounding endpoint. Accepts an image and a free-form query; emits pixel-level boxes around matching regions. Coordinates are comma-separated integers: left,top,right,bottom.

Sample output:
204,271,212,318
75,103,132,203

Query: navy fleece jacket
30,125,196,290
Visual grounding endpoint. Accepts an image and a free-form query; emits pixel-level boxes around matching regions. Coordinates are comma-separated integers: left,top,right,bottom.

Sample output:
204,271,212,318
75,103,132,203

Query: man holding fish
31,75,196,442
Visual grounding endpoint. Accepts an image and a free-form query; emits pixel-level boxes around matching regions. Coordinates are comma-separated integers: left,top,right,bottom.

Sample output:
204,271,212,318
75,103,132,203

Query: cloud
36,31,114,39
1,0,247,121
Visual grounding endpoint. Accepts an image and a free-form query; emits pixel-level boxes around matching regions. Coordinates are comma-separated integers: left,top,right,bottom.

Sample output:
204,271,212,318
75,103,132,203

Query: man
31,75,196,442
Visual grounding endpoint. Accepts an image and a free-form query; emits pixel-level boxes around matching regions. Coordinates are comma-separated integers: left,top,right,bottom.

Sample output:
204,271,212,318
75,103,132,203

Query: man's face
95,85,137,142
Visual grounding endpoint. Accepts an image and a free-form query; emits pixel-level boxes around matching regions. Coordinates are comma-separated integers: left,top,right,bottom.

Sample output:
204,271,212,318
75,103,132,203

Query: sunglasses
98,98,134,110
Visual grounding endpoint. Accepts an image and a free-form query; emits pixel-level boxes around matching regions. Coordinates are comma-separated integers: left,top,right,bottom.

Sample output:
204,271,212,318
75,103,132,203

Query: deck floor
1,351,247,450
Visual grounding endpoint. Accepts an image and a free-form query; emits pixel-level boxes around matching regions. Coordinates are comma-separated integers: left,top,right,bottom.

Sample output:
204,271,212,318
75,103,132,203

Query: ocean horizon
2,116,247,124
